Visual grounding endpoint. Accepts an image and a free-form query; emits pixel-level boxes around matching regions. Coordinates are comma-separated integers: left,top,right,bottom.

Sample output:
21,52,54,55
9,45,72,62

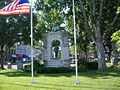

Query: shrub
78,58,88,66
78,65,88,72
24,65,31,72
74,58,88,72
78,58,98,70
24,60,43,73
36,67,46,74
36,67,70,74
71,58,88,72
110,65,120,69
69,67,75,72
33,60,41,72
87,61,98,70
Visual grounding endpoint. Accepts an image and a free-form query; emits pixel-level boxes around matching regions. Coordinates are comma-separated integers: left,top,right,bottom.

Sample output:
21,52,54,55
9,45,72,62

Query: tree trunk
111,44,119,65
93,43,97,58
94,25,107,72
0,45,4,70
95,40,107,72
84,46,88,59
107,51,111,62
0,57,4,69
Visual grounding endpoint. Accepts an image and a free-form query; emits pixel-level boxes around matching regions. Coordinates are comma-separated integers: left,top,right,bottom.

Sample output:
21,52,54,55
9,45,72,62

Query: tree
62,0,119,71
0,15,19,69
111,30,120,65
117,7,120,14
112,7,120,51
0,14,35,69
75,0,119,72
111,30,120,50
35,0,65,32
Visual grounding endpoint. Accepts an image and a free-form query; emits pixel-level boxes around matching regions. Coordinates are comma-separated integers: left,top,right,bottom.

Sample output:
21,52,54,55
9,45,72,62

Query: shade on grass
0,69,120,90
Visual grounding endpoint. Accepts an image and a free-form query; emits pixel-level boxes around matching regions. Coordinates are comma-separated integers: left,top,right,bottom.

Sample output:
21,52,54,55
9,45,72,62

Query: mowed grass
0,68,120,90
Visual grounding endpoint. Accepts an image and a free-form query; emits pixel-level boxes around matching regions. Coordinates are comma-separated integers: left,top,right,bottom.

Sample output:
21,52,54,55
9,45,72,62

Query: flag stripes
0,0,30,15
1,0,20,11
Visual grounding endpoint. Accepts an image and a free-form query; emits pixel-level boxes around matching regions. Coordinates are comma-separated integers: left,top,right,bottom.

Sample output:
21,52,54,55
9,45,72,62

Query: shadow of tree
42,68,120,79
0,82,59,90
0,70,31,77
37,82,120,89
0,68,120,79
78,68,120,79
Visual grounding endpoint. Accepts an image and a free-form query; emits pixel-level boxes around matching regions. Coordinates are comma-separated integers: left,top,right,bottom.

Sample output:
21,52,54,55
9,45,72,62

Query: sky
30,0,36,4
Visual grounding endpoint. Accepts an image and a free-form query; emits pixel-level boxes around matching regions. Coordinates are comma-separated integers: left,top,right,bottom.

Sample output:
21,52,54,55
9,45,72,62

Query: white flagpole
30,0,35,84
72,0,80,85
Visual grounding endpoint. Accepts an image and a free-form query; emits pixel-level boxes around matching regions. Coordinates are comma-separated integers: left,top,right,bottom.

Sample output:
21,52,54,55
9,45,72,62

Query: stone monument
43,31,70,67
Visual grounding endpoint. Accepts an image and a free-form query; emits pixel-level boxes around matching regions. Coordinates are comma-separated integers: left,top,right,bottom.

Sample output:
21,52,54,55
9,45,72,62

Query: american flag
0,0,30,15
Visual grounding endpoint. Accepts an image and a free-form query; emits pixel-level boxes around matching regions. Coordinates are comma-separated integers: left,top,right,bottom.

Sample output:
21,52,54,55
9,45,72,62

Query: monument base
44,59,71,68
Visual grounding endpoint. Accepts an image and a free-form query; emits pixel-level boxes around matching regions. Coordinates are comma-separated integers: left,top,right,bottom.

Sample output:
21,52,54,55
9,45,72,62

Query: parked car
87,56,97,60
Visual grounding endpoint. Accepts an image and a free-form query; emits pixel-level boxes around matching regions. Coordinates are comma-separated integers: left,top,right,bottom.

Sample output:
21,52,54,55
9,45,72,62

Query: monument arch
43,31,70,67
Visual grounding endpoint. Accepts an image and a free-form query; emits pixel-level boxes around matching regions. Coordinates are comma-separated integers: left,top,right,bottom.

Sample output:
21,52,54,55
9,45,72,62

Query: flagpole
72,0,80,85
30,0,35,84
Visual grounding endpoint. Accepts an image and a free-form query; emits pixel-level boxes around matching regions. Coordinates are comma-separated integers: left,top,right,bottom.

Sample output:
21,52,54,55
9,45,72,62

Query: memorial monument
43,31,71,67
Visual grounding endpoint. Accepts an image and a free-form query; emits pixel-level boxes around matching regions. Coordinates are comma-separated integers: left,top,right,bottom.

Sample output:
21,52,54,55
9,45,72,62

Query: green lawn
0,68,120,90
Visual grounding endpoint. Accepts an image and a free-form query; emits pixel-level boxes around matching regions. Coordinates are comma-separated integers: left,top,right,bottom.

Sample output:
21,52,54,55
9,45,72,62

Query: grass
0,68,120,90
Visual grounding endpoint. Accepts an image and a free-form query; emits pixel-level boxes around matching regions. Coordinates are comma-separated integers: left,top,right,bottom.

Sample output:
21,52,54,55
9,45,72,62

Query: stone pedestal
44,59,70,67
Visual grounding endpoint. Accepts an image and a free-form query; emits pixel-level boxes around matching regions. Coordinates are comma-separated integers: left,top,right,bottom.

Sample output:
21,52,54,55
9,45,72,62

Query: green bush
87,61,98,70
78,65,88,72
78,58,88,66
78,58,98,70
24,65,31,72
110,65,120,69
36,67,70,74
70,58,88,72
33,60,41,72
24,58,98,73
36,67,46,74
24,60,43,73
69,67,75,72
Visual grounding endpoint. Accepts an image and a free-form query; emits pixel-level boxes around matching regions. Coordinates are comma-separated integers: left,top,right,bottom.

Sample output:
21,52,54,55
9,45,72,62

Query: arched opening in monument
51,40,61,59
